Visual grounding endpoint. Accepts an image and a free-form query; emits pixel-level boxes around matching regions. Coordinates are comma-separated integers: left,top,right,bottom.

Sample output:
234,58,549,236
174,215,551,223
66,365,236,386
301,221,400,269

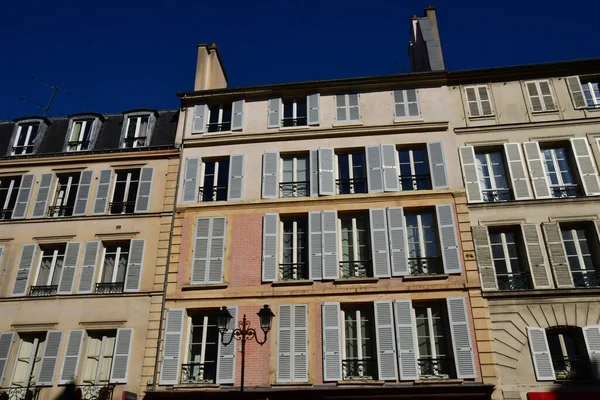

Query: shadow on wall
528,359,600,400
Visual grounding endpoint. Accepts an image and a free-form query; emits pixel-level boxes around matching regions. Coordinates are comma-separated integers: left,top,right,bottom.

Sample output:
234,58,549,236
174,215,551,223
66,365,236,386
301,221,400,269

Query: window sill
394,117,423,124
467,115,495,120
181,283,228,291
531,109,559,115
332,122,363,128
414,379,463,385
334,278,379,284
271,382,313,387
336,380,385,386
278,125,310,132
173,383,220,389
271,280,314,287
403,274,449,282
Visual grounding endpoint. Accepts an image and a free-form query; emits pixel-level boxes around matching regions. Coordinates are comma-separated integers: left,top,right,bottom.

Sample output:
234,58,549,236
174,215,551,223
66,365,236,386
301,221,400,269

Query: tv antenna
19,76,86,117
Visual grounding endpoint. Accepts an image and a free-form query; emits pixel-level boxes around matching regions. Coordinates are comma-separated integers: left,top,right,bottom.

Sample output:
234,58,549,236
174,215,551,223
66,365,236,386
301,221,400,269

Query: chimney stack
408,6,445,72
194,44,228,91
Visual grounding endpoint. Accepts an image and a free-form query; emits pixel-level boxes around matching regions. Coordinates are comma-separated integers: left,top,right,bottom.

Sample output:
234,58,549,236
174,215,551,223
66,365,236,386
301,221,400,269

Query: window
335,94,360,123
464,86,493,117
414,303,454,379
561,224,600,288
541,146,580,198
393,89,420,119
397,148,431,191
280,217,308,281
282,98,307,127
12,122,40,155
525,80,556,112
475,151,511,202
207,104,232,133
110,170,140,214
30,244,66,297
96,242,130,294
82,331,116,384
0,176,22,220
200,159,229,202
68,119,95,151
123,115,150,148
48,173,80,217
546,327,591,380
339,214,372,278
489,228,532,290
341,304,377,380
182,312,219,384
336,151,367,195
405,211,441,275
11,333,46,387
280,155,309,198
581,78,600,109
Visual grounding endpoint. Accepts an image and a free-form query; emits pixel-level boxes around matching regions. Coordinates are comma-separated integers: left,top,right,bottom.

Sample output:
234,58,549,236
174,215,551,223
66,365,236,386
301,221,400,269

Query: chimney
408,6,445,72
194,43,228,91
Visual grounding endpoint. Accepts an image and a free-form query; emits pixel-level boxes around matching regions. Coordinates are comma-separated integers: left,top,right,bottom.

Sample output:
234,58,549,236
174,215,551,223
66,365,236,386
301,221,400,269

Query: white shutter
566,76,587,109
134,167,154,213
182,157,200,204
160,308,185,385
231,100,244,131
393,90,407,119
59,330,84,384
307,94,320,125
539,81,556,111
277,304,308,383
58,242,81,294
477,86,493,116
526,82,544,112
387,207,409,276
0,332,15,385
262,152,279,199
436,204,462,274
110,328,133,383
393,300,419,380
394,89,420,119
374,301,398,381
217,305,237,384
472,227,498,291
309,149,319,197
427,141,448,189
503,143,533,200
523,142,552,199
335,95,347,122
93,169,113,215
583,325,600,379
522,224,551,289
446,297,476,379
32,172,54,218
465,87,480,117
292,304,308,382
208,217,226,284
570,138,600,196
318,148,335,196
192,218,210,284
369,208,391,278
12,174,35,219
309,211,322,280
192,105,207,133
541,223,573,288
277,304,293,382
73,170,94,216
347,94,360,121
268,98,281,128
366,145,384,193
262,213,279,282
37,331,63,386
321,210,339,280
227,154,244,201
381,144,400,192
321,302,342,381
124,239,145,292
527,327,555,381
459,146,483,203
12,244,37,296
77,241,100,293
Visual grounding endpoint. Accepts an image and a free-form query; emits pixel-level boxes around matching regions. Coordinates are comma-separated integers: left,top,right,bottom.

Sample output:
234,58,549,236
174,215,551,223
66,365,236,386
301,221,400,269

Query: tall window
280,155,308,198
336,152,367,194
281,217,308,281
49,173,80,217
282,98,307,127
561,224,600,288
413,303,453,379
200,159,229,202
68,119,94,151
397,148,430,190
475,151,511,202
82,331,116,384
123,115,150,148
489,228,531,290
183,312,219,384
546,327,591,380
541,147,579,198
405,211,441,275
12,122,40,155
11,333,46,387
339,214,371,278
110,170,140,214
96,242,130,294
207,104,232,132
341,305,377,380
581,78,600,108
31,244,66,296
0,176,22,220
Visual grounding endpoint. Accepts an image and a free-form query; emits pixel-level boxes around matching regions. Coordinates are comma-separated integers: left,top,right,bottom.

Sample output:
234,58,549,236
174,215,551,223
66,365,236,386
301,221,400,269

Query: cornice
454,117,600,135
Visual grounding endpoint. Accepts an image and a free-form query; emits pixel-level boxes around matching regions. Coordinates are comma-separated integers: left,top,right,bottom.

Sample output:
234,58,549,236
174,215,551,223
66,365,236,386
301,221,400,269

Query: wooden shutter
387,207,409,276
217,305,237,384
318,148,335,196
366,145,384,193
277,304,308,383
192,218,210,284
124,239,145,292
208,217,226,284
321,302,342,381
12,173,35,219
369,208,391,278
465,87,480,117
192,105,207,133
182,157,200,204
347,94,360,121
277,304,293,382
321,210,339,280
268,98,281,128
12,244,36,296
436,204,462,274
309,211,322,280
262,213,279,282
307,94,320,125
0,332,15,385
522,224,551,289
374,301,398,381
393,90,410,119
526,82,544,112
309,149,319,197
539,81,556,111
583,326,600,379
566,76,587,109
570,138,600,196
77,241,100,293
227,154,244,201
427,141,448,189
527,327,555,381
134,167,154,213
262,152,279,199
446,297,476,379
110,328,133,383
541,223,573,288
394,300,419,380
37,331,63,386
292,304,308,382
58,242,81,294
73,170,93,216
32,172,54,218
59,330,84,384
459,146,483,203
335,94,347,122
406,89,420,117
472,227,498,291
231,100,244,131
381,144,400,192
478,86,493,116
93,169,113,215
523,142,552,199
160,308,185,385
503,143,533,200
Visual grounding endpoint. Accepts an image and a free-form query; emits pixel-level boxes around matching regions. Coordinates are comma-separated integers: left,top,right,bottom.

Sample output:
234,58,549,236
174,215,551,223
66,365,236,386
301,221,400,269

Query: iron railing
180,362,217,384
281,116,307,127
29,285,58,297
122,137,147,148
408,257,443,275
418,357,454,379
206,122,231,133
108,201,136,214
550,184,580,199
12,145,34,155
572,270,600,288
67,140,91,151
0,386,41,400
339,260,372,279
95,282,125,294
198,186,228,202
279,263,309,281
279,181,309,198
399,174,431,191
482,189,511,202
75,384,116,400
496,271,533,291
342,358,377,380
47,205,74,217
336,178,367,195
0,209,13,220
552,356,591,380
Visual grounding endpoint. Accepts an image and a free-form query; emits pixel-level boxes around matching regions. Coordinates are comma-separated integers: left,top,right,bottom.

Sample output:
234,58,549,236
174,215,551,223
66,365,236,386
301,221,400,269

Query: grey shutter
77,241,100,293
182,157,200,204
318,148,335,196
277,304,292,382
160,308,185,385
268,98,281,128
381,144,400,192
37,331,63,386
427,141,448,189
387,207,409,276
335,95,347,122
436,204,462,274
93,169,113,215
366,145,384,193
526,82,544,112
393,300,419,380
406,89,420,117
322,302,342,381
227,154,244,201
478,86,493,116
472,227,498,291
570,138,600,196
277,304,308,383
110,328,133,383
446,297,476,379
527,327,555,381
262,152,279,199
12,173,35,219
309,211,322,280
231,100,244,131
503,143,533,200
0,333,15,385
208,217,226,284
124,239,145,292
134,167,154,213
321,210,339,280
522,224,551,288
348,93,360,121
12,244,36,296
583,326,600,379
292,304,308,382
523,142,552,199
459,146,483,203
369,208,391,278
307,94,320,125
393,90,407,119
465,87,480,117
32,172,54,218
58,242,81,294
192,105,207,133
217,305,237,384
262,213,279,282
566,76,587,109
309,149,319,197
59,330,84,384
192,218,210,284
73,170,93,216
539,81,556,111
542,223,573,288
374,301,398,381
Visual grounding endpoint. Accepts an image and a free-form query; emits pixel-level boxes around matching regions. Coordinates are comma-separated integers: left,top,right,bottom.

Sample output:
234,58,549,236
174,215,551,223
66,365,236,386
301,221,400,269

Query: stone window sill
271,280,314,287
181,283,228,291
394,118,424,124
173,383,220,389
337,380,385,386
531,109,559,115
403,274,449,282
271,381,313,387
414,378,463,385
334,278,379,284
467,115,495,120
332,122,364,128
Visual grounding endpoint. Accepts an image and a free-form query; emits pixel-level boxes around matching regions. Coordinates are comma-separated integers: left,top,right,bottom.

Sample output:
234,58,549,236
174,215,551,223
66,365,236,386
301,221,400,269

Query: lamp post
217,304,275,392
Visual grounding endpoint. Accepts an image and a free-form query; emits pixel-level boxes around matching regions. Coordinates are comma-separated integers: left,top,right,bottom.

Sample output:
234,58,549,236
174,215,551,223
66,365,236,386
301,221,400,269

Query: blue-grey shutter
394,90,419,119
208,217,226,284
227,154,244,201
192,218,210,284
446,297,476,379
58,242,81,294
381,144,399,192
387,207,409,276
309,149,319,197
523,142,552,199
12,244,37,296
541,223,573,289
503,143,532,200
582,326,600,379
406,89,420,117
262,152,279,199
231,100,244,131
427,141,448,189
268,98,281,128
539,81,556,111
436,204,462,274
124,239,145,292
472,226,498,291
566,76,587,109
217,305,238,384
0,333,15,385
309,211,322,280
374,301,398,381
393,90,407,119
307,94,320,125
292,304,308,382
37,330,63,386
134,167,154,213
160,308,185,385
318,148,335,196
262,213,279,282
522,224,551,289
527,327,555,381
59,330,84,384
32,172,54,218
73,170,93,216
394,300,419,380
369,208,391,278
526,82,544,112
335,95,347,122
110,328,133,383
93,169,113,215
459,146,483,203
366,145,384,193
465,87,480,117
77,241,100,293
12,174,35,219
182,157,200,204
277,304,293,382
322,302,342,381
570,138,600,196
192,105,207,133
321,210,339,280
348,94,360,121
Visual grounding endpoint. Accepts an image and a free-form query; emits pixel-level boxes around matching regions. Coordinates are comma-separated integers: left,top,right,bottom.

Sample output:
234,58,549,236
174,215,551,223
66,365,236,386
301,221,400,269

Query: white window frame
207,104,232,132
338,215,369,278
525,80,556,112
199,160,227,202
281,99,307,126
123,115,150,148
11,335,44,387
541,147,577,196
82,333,115,384
33,246,65,286
340,307,374,379
562,227,593,272
49,173,79,217
404,211,437,262
110,170,139,212
184,313,219,383
335,152,366,194
279,219,307,280
396,148,428,190
97,242,130,284
581,80,600,108
0,176,20,213
68,119,95,151
280,155,309,198
413,305,450,379
465,85,493,117
12,122,41,155
475,151,510,199
490,231,520,274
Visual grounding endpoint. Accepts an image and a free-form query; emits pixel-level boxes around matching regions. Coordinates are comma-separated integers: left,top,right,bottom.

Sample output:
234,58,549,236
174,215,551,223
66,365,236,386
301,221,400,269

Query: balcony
408,257,443,275
95,282,125,294
108,201,135,215
198,186,228,202
399,174,431,191
281,116,307,127
336,178,367,195
75,384,116,400
418,357,454,379
0,208,13,220
572,270,600,289
206,122,231,133
279,181,309,198
550,184,581,199
552,356,591,380
180,362,217,384
339,260,372,279
29,285,58,297
47,205,74,217
481,189,511,203
496,271,533,291
0,387,41,400
342,358,377,380
279,263,309,281
122,136,147,148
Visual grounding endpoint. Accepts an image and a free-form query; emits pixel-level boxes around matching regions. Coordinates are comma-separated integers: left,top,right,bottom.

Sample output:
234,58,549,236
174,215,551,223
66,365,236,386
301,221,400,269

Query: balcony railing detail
572,270,600,288
180,362,217,384
496,271,532,291
108,201,135,214
281,117,307,127
198,186,228,202
339,260,372,279
279,181,309,198
482,189,511,202
408,257,443,275
47,205,74,217
335,178,367,195
279,263,309,281
95,282,125,294
417,357,454,379
29,285,58,297
399,174,431,191
75,384,116,400
550,184,580,199
122,137,147,148
342,358,377,380
0,386,41,400
0,209,13,220
552,356,591,380
206,122,231,133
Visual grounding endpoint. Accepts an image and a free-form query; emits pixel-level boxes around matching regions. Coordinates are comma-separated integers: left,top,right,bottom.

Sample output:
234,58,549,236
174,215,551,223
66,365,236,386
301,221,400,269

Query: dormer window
121,111,157,148
67,117,99,151
11,121,44,155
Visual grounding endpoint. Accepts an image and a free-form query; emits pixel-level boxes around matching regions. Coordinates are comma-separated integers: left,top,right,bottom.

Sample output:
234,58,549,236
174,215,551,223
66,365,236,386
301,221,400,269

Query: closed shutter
231,100,244,131
192,218,210,284
73,170,93,216
262,152,279,199
37,331,63,386
527,327,555,381
436,204,462,274
459,146,483,203
59,330,84,384
381,144,400,192
522,224,551,288
124,239,145,292
335,95,347,122
539,81,556,111
582,326,600,379
159,309,185,385
366,145,384,193
321,210,339,280
182,157,200,203
393,300,419,380
526,82,544,112
393,90,419,119
369,208,391,278
277,304,308,383
262,213,279,282
523,142,552,199
322,302,342,381
192,105,207,133
309,149,319,197
292,304,308,382
0,332,15,385
217,305,237,384
277,305,293,382
566,76,587,109
208,217,226,284
503,143,533,200
93,169,113,215
12,244,37,296
268,98,281,128
12,173,35,219
348,94,360,121
32,172,54,218
478,86,493,116
374,301,398,381
307,94,320,125
309,211,322,280
427,141,448,189
541,223,573,288
446,297,476,379
393,90,407,118
318,148,335,196
387,207,409,276
472,227,498,291
77,241,100,293
58,242,81,294
134,167,154,213
465,87,480,117
110,328,133,383
570,138,600,196
227,154,244,201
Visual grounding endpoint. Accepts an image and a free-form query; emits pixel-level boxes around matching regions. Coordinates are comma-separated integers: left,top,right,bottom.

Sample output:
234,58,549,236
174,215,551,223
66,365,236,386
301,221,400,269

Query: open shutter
381,144,399,192
262,213,279,282
527,327,555,381
446,297,476,379
32,172,54,218
160,309,184,385
12,173,35,219
374,301,398,381
459,146,483,203
59,330,84,384
231,100,244,131
366,145,384,193
369,208,391,278
217,305,237,384
134,167,154,213
192,105,207,133
58,242,81,294
524,142,552,199
0,333,15,385
307,94,320,125
292,304,308,382
73,170,93,216
309,149,319,197
335,95,347,122
387,207,409,276
472,227,498,291
268,98,281,128
570,138,600,196
277,305,292,382
526,82,544,112
182,157,200,203
436,204,462,274
110,328,133,383
566,76,587,109
465,87,480,117
124,239,145,292
227,154,244,201
93,169,113,215
583,326,600,379
503,143,532,200
309,211,322,280
12,244,36,296
427,141,448,189
539,81,556,111
37,331,63,386
394,300,419,380
522,224,551,289
322,302,342,381
208,217,226,284
192,218,210,284
318,148,335,196
321,210,339,280
77,241,100,293
262,152,279,199
542,223,573,288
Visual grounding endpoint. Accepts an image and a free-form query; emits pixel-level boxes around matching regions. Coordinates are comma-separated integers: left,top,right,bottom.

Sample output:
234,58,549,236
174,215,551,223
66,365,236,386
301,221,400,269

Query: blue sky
1,0,597,120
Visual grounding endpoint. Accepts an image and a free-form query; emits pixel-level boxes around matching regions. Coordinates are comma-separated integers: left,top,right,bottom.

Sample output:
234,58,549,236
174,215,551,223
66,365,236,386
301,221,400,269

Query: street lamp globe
217,306,233,334
257,304,275,334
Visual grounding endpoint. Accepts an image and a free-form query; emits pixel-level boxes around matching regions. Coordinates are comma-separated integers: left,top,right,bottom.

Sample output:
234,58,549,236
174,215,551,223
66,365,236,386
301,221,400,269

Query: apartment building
0,109,179,400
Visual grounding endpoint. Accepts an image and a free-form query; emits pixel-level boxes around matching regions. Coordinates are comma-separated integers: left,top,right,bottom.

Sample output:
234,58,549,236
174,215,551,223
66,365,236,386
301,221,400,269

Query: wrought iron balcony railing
550,184,580,199
0,386,41,400
95,282,125,294
339,260,372,279
47,205,74,217
572,269,600,289
408,257,443,275
482,189,511,203
12,145,34,155
279,181,309,198
29,285,58,297
336,178,367,195
399,174,431,191
0,208,13,220
279,263,309,281
180,362,217,384
67,140,91,151
418,357,454,379
342,358,377,380
122,136,147,148
108,201,136,215
206,122,231,133
198,186,228,202
75,384,116,400
552,355,591,380
281,116,307,127
496,271,533,291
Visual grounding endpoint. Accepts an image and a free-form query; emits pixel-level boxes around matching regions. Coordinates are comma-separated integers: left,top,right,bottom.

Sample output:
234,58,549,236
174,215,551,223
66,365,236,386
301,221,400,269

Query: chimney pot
211,43,217,48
